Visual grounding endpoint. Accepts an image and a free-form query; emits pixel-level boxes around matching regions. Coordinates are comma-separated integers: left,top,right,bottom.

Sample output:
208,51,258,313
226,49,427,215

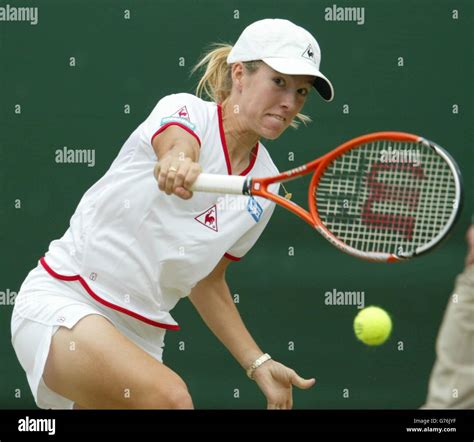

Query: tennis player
11,18,334,410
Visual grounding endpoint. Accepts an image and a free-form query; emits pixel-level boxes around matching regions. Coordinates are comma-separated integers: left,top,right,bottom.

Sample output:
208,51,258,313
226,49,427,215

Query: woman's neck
221,99,259,170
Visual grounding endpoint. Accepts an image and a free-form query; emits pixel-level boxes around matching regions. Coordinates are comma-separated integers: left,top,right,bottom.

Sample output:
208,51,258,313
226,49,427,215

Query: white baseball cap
227,19,334,101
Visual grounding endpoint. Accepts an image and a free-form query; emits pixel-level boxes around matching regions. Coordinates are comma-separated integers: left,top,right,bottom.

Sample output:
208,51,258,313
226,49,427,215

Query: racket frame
245,132,462,262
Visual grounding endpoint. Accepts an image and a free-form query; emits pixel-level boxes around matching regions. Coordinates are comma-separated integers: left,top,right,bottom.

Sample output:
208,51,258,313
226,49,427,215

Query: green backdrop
1,0,472,409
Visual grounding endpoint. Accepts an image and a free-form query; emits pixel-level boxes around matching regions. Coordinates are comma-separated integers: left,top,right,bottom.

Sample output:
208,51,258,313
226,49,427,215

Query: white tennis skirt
10,262,167,409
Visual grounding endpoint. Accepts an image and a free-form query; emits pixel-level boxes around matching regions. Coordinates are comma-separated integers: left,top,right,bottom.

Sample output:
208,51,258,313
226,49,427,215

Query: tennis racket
191,132,463,262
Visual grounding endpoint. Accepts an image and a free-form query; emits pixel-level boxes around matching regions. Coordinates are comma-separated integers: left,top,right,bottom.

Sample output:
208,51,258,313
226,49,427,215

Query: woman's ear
231,62,244,93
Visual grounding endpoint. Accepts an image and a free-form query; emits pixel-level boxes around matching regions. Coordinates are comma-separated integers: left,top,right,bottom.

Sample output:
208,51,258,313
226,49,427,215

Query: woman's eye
298,88,309,96
273,78,284,86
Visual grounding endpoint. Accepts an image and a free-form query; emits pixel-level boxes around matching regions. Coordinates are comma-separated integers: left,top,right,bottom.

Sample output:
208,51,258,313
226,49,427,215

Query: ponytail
191,43,233,104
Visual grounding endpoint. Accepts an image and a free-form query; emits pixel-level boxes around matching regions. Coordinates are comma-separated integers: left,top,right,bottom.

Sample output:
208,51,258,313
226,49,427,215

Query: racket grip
191,173,248,195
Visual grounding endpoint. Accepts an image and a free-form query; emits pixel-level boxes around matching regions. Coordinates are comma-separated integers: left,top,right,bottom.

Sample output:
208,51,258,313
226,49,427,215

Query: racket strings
315,140,457,256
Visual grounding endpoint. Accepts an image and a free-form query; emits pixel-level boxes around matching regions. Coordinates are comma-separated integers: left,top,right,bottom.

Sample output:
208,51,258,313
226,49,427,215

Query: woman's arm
189,256,315,409
189,257,265,370
152,125,201,200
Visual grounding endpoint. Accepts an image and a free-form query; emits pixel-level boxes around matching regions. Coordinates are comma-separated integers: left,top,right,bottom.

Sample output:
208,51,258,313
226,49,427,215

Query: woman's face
235,62,315,140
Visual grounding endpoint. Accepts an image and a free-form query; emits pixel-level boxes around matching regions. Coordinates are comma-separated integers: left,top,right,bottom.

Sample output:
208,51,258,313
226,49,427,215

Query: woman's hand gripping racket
192,132,463,262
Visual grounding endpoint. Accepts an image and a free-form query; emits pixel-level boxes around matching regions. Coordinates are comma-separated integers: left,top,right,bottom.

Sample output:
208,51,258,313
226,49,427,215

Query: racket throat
243,176,253,196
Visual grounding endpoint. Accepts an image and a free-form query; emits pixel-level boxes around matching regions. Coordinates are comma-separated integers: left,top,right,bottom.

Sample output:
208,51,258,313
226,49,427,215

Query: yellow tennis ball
354,306,392,346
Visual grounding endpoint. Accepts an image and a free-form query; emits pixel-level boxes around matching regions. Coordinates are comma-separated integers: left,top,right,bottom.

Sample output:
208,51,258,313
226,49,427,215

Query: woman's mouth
267,114,286,122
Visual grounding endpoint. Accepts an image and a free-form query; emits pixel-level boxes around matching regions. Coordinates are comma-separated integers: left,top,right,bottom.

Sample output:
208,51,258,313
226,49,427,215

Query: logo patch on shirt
160,105,195,130
172,106,190,120
247,197,263,223
195,205,218,232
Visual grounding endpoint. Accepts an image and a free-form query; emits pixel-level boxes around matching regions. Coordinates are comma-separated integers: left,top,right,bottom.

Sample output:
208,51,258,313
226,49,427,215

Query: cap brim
262,58,334,102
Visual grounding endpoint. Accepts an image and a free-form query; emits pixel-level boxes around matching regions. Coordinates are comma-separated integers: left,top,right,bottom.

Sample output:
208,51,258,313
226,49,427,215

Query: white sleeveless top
42,93,279,330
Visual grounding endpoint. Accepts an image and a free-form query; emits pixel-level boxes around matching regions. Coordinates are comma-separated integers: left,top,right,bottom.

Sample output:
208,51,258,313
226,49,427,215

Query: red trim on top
151,122,201,148
39,257,180,331
217,104,259,176
239,142,259,176
217,104,232,174
224,253,241,262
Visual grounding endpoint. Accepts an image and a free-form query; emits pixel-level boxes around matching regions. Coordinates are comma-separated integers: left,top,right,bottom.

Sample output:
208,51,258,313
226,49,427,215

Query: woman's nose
280,91,299,111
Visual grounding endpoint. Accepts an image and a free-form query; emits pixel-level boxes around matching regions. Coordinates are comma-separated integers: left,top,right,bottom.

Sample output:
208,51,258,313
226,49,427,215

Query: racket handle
191,173,249,195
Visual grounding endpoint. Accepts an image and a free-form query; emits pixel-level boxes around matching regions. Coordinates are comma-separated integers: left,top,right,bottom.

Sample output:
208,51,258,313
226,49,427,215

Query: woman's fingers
174,186,193,200
290,371,316,390
183,162,202,190
256,362,314,411
173,160,189,191
165,164,180,194
172,160,201,199
268,402,292,410
155,161,176,193
155,158,199,199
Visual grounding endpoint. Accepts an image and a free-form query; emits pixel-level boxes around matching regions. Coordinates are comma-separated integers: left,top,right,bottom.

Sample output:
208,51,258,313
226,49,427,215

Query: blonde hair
191,43,312,129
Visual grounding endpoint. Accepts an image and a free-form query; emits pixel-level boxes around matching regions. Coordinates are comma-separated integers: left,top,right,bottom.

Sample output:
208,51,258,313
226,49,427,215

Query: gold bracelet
246,353,272,379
